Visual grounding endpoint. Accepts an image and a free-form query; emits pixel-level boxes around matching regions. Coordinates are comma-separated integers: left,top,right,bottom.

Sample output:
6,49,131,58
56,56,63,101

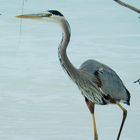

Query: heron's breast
80,87,107,105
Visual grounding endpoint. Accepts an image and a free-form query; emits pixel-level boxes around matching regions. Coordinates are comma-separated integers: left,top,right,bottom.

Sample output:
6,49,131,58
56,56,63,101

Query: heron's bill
16,12,52,19
16,14,42,19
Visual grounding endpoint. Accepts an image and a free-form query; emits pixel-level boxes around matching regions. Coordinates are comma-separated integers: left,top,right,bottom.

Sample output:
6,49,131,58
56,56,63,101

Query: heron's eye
47,13,52,17
42,13,52,17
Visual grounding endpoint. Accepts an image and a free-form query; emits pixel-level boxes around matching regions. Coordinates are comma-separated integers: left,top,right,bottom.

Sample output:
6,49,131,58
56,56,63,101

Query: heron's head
16,10,71,35
16,10,65,23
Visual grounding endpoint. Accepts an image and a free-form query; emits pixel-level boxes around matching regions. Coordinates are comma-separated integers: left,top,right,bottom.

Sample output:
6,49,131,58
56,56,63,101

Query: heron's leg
117,103,127,140
92,112,98,140
85,97,98,140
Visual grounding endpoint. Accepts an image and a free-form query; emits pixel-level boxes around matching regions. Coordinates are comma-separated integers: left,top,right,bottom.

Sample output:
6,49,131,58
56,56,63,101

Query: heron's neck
58,19,78,81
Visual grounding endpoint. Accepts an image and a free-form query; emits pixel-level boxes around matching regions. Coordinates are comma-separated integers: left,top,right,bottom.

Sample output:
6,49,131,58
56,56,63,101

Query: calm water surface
0,0,140,140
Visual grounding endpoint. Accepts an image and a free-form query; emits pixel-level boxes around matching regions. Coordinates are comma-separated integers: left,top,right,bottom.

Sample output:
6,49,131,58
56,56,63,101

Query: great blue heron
16,10,130,140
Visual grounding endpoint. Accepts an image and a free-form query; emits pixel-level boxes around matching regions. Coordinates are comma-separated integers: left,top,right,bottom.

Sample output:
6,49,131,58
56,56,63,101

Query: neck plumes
58,19,78,81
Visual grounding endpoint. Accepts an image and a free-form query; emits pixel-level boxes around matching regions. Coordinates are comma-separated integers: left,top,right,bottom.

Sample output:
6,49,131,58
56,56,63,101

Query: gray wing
79,59,130,105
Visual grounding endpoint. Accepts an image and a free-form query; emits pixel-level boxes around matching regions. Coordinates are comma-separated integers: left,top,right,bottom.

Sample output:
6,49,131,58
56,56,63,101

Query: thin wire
19,0,25,35
18,0,27,47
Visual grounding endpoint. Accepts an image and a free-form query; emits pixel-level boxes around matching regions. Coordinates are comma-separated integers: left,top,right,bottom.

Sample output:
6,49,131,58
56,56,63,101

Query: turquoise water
0,0,140,140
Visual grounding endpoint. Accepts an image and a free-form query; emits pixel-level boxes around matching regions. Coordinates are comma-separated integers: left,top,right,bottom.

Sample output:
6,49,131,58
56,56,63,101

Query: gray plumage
55,12,130,106
79,59,130,105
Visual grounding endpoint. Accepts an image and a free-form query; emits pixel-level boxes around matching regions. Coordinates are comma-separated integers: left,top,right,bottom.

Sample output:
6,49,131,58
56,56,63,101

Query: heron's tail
125,88,131,105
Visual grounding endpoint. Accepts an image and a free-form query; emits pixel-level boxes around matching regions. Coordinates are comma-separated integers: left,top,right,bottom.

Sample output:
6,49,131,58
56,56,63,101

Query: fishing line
18,0,27,47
